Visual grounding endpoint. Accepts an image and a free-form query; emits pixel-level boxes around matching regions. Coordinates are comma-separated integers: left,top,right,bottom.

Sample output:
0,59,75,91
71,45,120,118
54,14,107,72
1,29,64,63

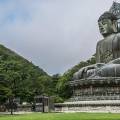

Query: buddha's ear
113,20,118,33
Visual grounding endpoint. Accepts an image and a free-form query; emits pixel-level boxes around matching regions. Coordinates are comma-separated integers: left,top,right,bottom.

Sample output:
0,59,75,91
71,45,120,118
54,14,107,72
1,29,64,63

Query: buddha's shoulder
97,33,120,45
110,33,120,41
97,39,104,46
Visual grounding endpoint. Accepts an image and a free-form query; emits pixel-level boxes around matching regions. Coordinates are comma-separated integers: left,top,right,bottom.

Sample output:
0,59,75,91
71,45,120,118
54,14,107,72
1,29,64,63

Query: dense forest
0,44,96,104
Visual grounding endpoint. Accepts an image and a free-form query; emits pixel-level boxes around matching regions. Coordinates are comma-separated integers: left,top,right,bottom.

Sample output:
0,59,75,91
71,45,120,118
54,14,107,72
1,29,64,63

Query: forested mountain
0,44,55,103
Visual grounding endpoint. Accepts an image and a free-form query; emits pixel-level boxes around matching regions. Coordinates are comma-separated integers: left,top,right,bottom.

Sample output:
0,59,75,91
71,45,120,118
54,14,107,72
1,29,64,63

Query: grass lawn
1,113,120,120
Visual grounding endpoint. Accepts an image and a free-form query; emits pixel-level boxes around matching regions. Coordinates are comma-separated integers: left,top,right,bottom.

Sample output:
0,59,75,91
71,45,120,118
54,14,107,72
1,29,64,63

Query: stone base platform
54,100,120,113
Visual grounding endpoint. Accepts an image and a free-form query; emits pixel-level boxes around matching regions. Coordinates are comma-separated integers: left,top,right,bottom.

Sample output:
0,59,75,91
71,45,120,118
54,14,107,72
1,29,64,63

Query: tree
5,96,17,115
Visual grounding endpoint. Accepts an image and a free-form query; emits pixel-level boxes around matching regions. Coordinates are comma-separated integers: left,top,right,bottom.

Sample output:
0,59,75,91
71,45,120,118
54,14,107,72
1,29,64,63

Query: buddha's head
98,12,117,37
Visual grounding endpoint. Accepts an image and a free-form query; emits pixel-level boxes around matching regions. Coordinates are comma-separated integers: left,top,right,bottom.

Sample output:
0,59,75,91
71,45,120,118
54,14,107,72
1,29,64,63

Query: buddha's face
98,19,114,37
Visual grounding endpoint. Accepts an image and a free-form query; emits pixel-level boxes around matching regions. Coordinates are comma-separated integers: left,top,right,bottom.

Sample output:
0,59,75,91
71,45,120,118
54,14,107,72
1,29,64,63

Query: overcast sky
0,0,118,75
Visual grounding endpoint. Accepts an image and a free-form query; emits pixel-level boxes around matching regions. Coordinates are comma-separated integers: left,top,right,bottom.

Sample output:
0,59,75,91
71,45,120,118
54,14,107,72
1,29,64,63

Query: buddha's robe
96,33,120,63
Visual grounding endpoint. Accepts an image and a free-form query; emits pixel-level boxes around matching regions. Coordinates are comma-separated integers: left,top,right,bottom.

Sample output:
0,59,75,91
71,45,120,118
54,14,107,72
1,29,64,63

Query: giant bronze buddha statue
69,1,120,105
73,10,120,79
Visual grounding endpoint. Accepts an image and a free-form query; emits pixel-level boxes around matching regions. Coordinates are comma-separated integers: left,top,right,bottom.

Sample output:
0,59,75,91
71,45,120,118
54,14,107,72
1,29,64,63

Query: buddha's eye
102,19,108,25
102,21,106,25
102,22,105,25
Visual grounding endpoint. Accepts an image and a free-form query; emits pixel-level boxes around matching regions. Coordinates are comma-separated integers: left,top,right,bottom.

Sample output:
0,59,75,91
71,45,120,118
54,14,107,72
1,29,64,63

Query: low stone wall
58,106,120,113
17,104,32,112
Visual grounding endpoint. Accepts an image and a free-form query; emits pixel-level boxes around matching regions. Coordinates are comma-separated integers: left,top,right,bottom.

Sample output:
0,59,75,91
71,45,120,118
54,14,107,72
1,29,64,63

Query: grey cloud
0,0,117,74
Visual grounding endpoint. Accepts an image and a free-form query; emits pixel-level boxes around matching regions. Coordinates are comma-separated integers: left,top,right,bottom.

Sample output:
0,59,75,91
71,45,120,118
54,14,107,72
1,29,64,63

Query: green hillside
0,44,54,103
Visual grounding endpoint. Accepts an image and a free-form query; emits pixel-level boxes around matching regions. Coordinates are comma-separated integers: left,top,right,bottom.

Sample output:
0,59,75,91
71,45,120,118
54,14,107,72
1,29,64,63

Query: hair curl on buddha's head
98,11,117,22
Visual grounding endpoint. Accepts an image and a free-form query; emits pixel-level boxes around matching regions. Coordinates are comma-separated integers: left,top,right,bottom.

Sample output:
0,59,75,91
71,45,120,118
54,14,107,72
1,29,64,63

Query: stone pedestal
55,100,120,113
